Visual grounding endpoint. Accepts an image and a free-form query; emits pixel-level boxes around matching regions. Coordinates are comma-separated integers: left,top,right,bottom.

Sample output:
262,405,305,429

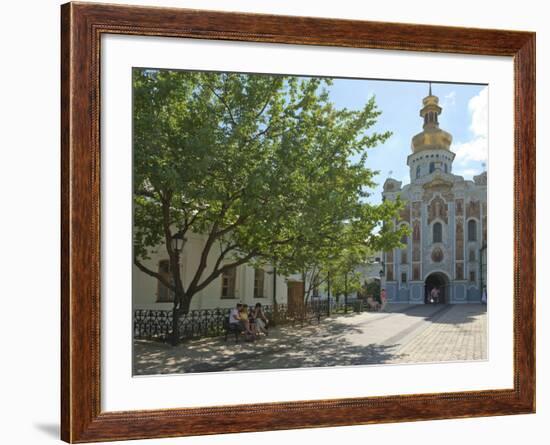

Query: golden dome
411,88,453,153
411,127,453,153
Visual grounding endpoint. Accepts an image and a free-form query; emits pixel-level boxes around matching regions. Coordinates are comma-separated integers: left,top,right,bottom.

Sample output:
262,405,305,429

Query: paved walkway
133,304,487,375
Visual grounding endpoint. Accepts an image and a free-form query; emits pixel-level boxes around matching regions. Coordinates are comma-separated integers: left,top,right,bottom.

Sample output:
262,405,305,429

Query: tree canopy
133,68,406,319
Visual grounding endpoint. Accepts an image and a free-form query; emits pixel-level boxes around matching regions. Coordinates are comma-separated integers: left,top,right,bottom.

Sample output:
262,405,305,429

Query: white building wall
133,232,288,311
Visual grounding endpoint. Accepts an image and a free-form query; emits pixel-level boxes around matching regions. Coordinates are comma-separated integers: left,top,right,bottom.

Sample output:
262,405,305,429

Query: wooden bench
222,317,269,342
223,318,244,342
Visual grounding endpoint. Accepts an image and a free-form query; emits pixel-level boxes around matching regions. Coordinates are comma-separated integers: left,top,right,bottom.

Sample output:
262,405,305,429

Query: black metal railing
134,299,364,341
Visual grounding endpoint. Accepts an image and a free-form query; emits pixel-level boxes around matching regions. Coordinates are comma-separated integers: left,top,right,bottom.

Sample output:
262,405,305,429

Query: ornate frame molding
61,2,535,442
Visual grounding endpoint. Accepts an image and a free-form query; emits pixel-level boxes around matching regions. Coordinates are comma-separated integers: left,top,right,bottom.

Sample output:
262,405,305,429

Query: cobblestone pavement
133,304,487,375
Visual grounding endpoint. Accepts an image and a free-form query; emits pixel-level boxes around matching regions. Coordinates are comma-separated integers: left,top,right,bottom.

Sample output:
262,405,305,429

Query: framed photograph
61,2,535,442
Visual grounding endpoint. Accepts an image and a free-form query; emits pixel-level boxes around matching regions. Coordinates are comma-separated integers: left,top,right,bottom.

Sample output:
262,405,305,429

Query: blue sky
326,79,488,205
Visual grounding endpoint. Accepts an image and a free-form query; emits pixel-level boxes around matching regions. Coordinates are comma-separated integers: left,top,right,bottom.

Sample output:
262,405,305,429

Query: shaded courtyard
133,304,487,375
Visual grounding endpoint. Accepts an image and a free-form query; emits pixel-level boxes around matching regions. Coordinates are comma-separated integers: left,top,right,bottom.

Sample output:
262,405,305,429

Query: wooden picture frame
61,2,535,442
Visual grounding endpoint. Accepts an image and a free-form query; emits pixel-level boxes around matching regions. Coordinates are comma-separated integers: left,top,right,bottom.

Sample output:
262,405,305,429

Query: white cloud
454,136,488,163
453,168,479,179
453,87,488,164
443,91,456,107
468,86,488,138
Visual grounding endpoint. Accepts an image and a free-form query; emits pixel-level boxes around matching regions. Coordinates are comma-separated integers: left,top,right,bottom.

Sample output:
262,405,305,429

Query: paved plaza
133,304,487,375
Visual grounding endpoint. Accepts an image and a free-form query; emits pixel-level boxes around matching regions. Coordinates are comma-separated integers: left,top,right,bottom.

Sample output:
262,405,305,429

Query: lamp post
169,232,185,345
326,270,331,317
272,266,277,309
379,262,386,283
379,259,386,279
170,232,185,294
344,272,348,314
171,232,185,253
379,260,385,303
266,266,278,323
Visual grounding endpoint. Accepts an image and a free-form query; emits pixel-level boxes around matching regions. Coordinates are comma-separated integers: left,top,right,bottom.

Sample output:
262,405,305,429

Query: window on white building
254,268,265,298
221,266,237,298
157,259,174,303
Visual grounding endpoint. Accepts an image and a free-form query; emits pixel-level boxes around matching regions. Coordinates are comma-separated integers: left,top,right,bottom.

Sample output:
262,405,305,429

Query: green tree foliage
366,279,382,301
326,247,369,303
133,68,407,342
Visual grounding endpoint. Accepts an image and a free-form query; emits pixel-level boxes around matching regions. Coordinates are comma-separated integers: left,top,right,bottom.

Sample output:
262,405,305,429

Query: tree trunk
327,270,331,317
170,304,180,346
272,266,278,310
302,270,308,304
344,272,348,314
170,293,191,346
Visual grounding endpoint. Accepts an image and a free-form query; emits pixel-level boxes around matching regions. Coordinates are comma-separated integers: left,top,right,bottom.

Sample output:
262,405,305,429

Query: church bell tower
407,83,455,183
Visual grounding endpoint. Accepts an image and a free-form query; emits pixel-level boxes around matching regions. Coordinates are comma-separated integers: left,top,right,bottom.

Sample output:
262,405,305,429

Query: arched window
416,165,421,179
468,219,477,241
400,233,408,264
433,222,442,243
429,162,435,173
444,163,448,173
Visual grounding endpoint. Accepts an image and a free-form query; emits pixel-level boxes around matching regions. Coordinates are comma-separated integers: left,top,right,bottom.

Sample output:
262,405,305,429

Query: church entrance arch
424,272,450,304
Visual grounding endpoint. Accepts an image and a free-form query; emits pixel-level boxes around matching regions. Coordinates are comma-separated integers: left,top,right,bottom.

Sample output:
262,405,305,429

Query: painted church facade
381,87,487,304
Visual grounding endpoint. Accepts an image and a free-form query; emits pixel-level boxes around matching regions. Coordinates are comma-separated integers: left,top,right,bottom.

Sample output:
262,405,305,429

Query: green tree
365,279,382,301
274,207,407,307
327,248,367,305
133,68,405,343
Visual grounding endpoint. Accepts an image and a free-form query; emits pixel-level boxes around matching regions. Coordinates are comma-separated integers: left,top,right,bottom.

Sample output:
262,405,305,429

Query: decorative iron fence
134,299,364,341
134,308,231,341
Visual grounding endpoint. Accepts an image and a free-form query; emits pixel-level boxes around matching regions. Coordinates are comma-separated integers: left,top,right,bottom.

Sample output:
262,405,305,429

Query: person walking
429,286,438,304
380,288,387,311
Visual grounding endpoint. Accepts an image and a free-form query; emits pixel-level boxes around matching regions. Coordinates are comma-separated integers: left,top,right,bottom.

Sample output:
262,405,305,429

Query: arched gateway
424,272,450,304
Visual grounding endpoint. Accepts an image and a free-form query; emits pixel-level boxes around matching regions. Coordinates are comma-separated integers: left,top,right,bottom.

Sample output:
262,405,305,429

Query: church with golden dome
381,85,487,304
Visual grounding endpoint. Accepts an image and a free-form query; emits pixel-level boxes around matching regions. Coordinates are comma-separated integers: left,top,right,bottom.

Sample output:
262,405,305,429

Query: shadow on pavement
382,304,486,326
133,304,486,375
134,317,405,375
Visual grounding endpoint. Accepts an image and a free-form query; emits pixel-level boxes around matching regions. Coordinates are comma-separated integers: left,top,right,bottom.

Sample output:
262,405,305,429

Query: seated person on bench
228,303,244,333
253,302,269,336
240,304,256,340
